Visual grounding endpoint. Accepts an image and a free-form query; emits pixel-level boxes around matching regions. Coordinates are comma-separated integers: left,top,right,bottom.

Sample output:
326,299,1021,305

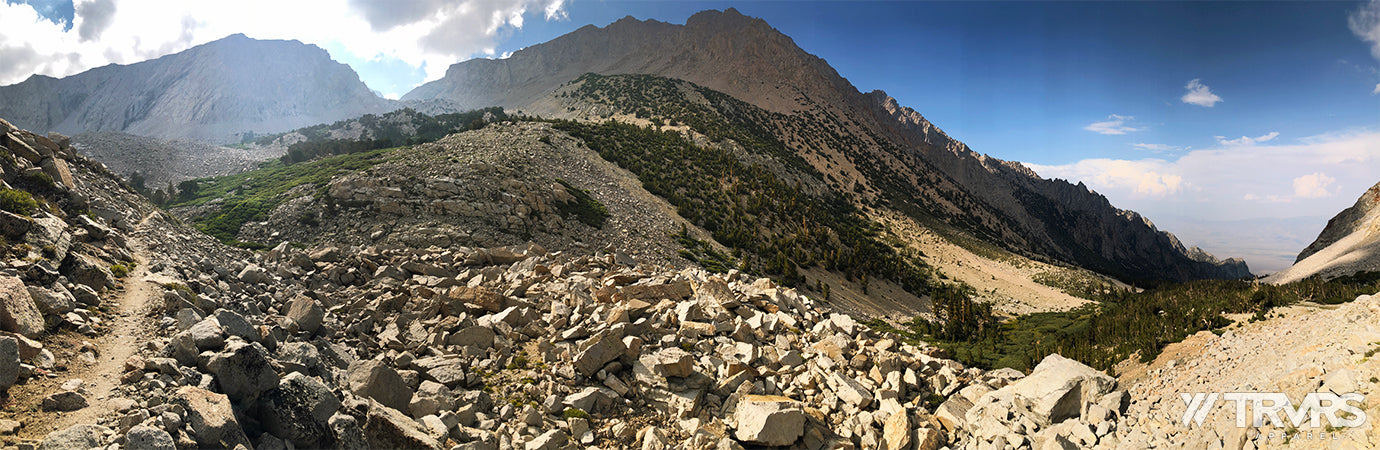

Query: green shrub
0,189,38,215
554,179,609,228
170,148,394,244
297,211,320,226
562,408,590,419
110,263,131,278
23,171,53,189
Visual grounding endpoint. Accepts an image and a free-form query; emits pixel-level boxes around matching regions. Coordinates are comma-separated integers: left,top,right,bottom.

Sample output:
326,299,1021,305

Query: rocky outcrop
1111,292,1380,449
1298,181,1380,262
1267,181,1380,283
213,122,699,271
0,34,395,143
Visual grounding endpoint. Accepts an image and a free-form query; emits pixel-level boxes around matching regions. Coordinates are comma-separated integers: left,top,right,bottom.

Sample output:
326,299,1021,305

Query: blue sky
474,1,1378,165
2,0,1379,272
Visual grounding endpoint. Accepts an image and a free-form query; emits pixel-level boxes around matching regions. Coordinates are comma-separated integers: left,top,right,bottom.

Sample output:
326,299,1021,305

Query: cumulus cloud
1292,172,1337,198
0,0,570,87
1181,78,1222,107
348,0,444,31
1026,130,1379,219
1083,114,1142,135
1215,131,1279,146
1029,158,1184,198
75,0,114,42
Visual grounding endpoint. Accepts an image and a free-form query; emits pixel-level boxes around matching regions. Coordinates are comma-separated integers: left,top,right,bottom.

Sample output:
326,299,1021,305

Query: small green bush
0,189,38,215
23,171,53,189
110,263,131,278
554,179,609,228
562,408,590,419
297,211,320,226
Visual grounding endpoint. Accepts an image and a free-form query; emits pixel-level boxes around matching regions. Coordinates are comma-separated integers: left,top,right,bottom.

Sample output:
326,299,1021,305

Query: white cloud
1083,114,1143,135
1181,78,1223,107
1351,0,1380,60
75,0,115,42
1216,131,1279,146
1292,172,1337,198
1131,143,1183,153
1348,1,1380,94
544,0,568,20
1026,130,1380,220
1029,158,1183,198
0,0,571,86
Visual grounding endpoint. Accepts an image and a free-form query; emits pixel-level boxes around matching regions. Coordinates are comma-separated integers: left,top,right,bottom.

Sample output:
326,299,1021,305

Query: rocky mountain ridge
1265,180,1380,284
404,9,1248,283
0,34,394,143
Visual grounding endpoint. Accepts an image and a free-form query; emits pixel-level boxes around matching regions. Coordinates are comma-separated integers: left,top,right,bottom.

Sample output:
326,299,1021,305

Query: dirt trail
4,232,160,441
44,244,156,433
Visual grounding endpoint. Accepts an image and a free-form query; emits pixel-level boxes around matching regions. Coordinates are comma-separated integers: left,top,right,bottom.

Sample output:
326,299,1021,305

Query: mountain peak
0,33,392,142
685,7,769,31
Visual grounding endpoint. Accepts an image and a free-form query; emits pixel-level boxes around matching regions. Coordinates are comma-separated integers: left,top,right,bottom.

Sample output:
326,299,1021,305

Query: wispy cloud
1181,78,1223,107
1215,131,1279,146
1131,143,1183,153
1349,0,1380,94
1083,114,1142,135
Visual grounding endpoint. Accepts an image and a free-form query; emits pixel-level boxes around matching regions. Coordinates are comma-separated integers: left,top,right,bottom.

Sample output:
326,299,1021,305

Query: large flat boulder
364,400,443,450
348,359,413,412
205,340,280,403
38,424,107,450
286,295,324,335
258,372,341,448
0,276,44,337
1007,353,1116,425
733,395,807,447
574,331,626,376
170,386,253,449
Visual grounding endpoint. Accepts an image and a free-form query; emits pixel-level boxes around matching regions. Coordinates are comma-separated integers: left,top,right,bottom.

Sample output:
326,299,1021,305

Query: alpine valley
0,6,1373,450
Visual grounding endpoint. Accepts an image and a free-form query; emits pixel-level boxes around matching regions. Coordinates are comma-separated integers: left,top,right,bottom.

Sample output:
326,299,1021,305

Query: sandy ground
875,212,1092,316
